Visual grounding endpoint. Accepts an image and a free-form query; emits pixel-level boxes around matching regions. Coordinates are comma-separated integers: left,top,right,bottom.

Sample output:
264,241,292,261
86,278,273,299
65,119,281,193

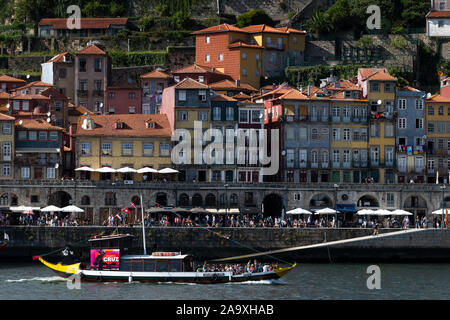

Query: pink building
105,81,142,114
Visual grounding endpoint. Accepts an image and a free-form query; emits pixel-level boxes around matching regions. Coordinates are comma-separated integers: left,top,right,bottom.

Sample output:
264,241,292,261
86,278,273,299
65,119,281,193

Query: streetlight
333,184,339,228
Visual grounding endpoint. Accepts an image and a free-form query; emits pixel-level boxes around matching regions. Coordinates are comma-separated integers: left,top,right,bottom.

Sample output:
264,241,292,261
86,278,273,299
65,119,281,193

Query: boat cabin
88,234,134,270
119,252,195,273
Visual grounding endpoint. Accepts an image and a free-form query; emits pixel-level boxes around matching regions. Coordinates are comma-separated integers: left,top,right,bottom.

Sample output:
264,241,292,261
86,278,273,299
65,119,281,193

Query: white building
426,11,450,37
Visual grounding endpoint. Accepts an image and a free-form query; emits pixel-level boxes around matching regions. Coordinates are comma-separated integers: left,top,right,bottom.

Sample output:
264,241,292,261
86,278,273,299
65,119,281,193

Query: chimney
235,79,240,87
307,85,311,96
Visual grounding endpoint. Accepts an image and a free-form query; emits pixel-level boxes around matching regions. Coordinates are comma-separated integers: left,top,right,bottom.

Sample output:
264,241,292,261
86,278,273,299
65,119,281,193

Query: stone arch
309,193,333,209
219,193,227,206
230,193,239,206
403,194,428,209
155,192,167,207
192,194,203,207
131,195,141,206
263,193,283,217
357,194,379,208
48,190,72,207
205,193,216,207
81,195,90,206
0,192,17,206
179,193,190,207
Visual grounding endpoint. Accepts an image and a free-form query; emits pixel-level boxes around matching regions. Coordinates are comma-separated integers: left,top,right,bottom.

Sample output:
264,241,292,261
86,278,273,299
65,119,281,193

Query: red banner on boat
90,249,120,269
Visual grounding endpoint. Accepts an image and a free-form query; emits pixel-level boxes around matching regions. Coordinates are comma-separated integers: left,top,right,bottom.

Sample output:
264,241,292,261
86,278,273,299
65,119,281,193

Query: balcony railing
77,89,88,97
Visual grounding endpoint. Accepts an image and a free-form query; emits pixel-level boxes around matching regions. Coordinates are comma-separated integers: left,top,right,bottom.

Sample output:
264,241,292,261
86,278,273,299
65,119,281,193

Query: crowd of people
0,212,90,226
198,259,278,274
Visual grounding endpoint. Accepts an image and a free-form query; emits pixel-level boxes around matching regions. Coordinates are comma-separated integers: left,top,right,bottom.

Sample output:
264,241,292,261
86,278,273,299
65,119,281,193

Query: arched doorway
48,191,72,207
262,193,283,217
179,193,189,207
309,193,332,209
155,193,167,207
403,195,428,226
357,195,379,208
205,193,216,207
192,194,202,207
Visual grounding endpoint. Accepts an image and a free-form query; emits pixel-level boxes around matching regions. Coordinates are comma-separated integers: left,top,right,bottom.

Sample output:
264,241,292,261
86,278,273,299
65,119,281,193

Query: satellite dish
47,111,51,117
377,100,382,105
55,163,59,169
259,112,263,119
47,118,51,122
26,74,30,79
281,150,286,156
19,120,23,125
6,103,9,109
427,93,432,98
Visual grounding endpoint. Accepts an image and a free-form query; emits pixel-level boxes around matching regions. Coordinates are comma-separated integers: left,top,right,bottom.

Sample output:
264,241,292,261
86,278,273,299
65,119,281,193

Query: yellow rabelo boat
34,234,296,284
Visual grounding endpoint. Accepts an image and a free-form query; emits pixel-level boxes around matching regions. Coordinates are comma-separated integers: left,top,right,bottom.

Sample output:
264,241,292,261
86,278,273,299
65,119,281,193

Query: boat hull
36,257,296,284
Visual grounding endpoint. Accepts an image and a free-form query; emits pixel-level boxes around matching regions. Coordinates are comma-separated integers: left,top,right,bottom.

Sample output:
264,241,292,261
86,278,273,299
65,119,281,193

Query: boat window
183,259,193,272
144,261,155,272
169,261,181,272
156,261,168,272
132,260,143,272
120,260,131,271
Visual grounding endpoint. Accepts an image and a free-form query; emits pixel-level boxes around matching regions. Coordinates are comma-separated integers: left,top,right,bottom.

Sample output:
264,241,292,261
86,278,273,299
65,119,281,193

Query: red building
171,63,232,85
105,82,142,114
0,74,26,93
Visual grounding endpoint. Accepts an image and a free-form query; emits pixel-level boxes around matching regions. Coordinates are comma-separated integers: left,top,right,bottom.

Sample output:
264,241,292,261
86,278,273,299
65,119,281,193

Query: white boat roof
121,254,191,260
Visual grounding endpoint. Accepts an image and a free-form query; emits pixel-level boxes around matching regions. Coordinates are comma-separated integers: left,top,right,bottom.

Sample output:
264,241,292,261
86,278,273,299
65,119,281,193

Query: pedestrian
373,222,379,235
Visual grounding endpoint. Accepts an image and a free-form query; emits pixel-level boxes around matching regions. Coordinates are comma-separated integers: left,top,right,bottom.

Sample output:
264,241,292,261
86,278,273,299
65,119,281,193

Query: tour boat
34,233,296,284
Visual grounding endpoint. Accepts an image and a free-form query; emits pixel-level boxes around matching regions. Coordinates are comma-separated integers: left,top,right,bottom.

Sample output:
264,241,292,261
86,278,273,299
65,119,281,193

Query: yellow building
74,114,172,181
0,113,15,180
425,94,450,183
358,68,397,183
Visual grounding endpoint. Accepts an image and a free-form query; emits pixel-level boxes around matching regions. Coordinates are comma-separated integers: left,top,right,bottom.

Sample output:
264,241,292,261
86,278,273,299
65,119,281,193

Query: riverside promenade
1,226,449,263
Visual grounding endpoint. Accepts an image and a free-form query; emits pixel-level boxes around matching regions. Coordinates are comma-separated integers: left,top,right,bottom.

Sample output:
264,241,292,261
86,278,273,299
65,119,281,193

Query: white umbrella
96,167,116,173
357,209,376,215
432,209,448,215
9,206,40,212
315,207,337,215
391,209,413,216
61,205,84,213
158,168,179,174
286,208,312,215
116,167,137,173
75,166,95,172
137,167,158,173
373,209,392,216
41,205,62,212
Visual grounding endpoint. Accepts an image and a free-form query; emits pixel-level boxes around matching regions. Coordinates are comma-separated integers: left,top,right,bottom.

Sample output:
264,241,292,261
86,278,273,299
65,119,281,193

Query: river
1,263,449,300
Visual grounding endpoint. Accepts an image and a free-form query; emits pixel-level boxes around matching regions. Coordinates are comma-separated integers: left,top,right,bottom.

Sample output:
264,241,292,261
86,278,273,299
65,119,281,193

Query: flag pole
140,194,147,255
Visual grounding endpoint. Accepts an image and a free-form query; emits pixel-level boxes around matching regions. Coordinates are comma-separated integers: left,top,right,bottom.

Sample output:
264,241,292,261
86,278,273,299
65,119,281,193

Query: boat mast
140,194,147,255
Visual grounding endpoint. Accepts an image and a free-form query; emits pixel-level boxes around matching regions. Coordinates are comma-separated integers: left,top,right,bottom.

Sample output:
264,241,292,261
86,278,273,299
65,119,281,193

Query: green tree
236,10,275,28
326,0,354,32
304,6,332,37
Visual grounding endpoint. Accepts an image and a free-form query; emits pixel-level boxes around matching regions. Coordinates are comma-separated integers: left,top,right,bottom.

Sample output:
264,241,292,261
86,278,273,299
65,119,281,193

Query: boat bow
274,262,297,278
33,256,81,277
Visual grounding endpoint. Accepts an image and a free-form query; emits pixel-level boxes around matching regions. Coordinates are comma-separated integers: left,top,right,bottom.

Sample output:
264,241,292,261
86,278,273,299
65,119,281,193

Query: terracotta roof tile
0,113,14,121
208,79,258,92
358,67,396,81
0,92,11,99
75,114,172,138
276,26,306,34
172,64,225,75
46,52,72,63
173,77,209,89
278,88,309,100
191,23,246,35
41,87,69,100
325,79,361,91
240,24,285,34
10,93,50,100
228,41,264,49
69,104,93,118
426,11,450,18
211,94,237,102
0,74,26,84
426,94,450,102
140,69,171,79
77,44,106,55
13,81,54,92
39,18,128,29
15,118,64,131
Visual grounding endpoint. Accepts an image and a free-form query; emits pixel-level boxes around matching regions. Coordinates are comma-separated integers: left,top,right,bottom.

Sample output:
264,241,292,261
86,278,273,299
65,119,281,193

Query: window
49,131,58,141
160,143,170,156
398,118,407,129
428,122,435,133
205,36,210,43
293,36,298,44
242,52,247,60
384,82,394,92
370,82,380,92
438,20,444,28
109,92,115,99
178,90,186,101
58,68,66,79
54,101,62,112
416,118,424,129
251,110,261,123
18,131,26,140
128,106,136,114
428,106,434,115
205,54,210,62
242,68,247,76
46,167,56,179
178,111,188,121
385,123,394,137
398,99,407,110
22,101,29,111
174,76,180,83
2,142,11,161
2,123,11,135
439,106,444,115
143,143,153,156
385,147,394,165
128,92,136,99
415,99,424,110
226,107,234,121
108,106,115,114
311,128,318,140
80,142,91,156
333,150,340,163
21,167,30,178
39,131,47,140
213,107,221,120
286,127,295,140
198,76,204,83
332,128,340,141
198,111,208,121
79,58,86,72
343,128,351,141
199,90,207,101
239,110,249,123
218,53,223,61
101,143,112,156
122,143,133,156
105,192,116,206
370,147,379,165
2,164,10,177
94,58,102,72
28,131,37,141
387,193,395,207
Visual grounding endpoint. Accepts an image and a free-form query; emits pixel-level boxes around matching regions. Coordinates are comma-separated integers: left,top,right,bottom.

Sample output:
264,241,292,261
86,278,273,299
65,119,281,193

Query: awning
15,148,60,153
336,204,357,213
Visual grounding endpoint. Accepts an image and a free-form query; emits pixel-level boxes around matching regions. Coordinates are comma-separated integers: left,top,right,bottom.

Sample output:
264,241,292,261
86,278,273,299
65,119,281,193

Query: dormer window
115,121,123,129
146,120,156,128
